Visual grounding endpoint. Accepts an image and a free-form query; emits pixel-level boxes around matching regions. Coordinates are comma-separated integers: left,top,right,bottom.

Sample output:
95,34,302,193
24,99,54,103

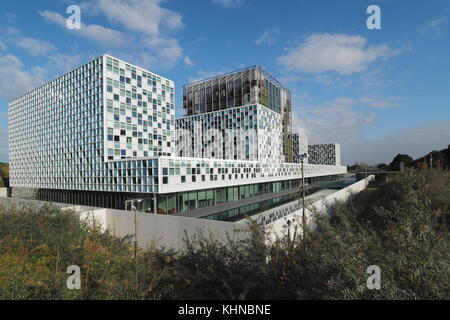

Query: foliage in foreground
0,169,448,300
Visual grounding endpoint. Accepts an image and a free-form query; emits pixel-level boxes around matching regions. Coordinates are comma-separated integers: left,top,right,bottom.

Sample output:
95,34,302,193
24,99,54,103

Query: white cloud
39,10,127,47
47,53,85,73
15,37,56,55
82,0,183,35
255,27,280,45
0,54,46,101
292,94,449,165
212,0,243,8
40,0,189,69
419,15,450,37
6,27,20,36
359,96,404,109
4,12,17,23
293,97,376,145
345,120,450,165
184,56,194,66
426,16,449,28
278,34,394,75
82,0,186,68
0,41,6,52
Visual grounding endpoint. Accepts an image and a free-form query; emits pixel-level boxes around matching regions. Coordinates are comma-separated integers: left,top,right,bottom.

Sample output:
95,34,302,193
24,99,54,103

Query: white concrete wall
266,175,375,241
78,208,249,250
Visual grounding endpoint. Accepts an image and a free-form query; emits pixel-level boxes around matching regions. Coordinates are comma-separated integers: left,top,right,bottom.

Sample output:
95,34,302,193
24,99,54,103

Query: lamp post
125,199,143,261
299,153,309,241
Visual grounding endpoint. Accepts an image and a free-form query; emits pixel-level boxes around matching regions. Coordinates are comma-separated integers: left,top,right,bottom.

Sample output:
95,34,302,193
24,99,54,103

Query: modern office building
308,143,341,166
9,56,347,225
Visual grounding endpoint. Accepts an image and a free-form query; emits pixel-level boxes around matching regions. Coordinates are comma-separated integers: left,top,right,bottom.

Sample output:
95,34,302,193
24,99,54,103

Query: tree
0,163,9,178
388,154,413,171
445,145,450,170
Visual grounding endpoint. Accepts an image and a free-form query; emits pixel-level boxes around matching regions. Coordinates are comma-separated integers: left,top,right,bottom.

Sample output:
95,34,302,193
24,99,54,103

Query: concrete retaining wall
266,175,375,241
78,208,249,250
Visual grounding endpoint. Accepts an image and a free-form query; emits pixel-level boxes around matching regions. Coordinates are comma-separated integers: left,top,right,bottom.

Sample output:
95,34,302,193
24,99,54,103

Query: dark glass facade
156,179,301,215
204,192,299,222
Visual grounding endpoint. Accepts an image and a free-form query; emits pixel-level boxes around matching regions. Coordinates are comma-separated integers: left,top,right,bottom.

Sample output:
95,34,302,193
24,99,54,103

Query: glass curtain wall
156,179,302,215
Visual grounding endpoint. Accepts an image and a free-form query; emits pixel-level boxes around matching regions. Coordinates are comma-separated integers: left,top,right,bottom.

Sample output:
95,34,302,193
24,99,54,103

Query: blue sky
1,0,449,165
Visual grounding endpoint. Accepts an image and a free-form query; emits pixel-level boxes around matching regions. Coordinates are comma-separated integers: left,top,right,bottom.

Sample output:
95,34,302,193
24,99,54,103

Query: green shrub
0,169,448,300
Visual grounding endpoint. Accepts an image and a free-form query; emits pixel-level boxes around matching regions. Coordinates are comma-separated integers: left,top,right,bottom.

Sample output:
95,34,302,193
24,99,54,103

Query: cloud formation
292,95,448,165
346,120,450,165
359,96,404,109
82,0,183,35
15,37,56,55
39,10,127,47
40,0,188,69
278,33,394,75
293,97,376,145
0,54,46,101
212,0,243,8
255,27,280,45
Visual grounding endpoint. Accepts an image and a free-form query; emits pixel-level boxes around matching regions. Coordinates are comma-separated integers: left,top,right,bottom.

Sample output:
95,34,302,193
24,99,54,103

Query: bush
0,169,448,299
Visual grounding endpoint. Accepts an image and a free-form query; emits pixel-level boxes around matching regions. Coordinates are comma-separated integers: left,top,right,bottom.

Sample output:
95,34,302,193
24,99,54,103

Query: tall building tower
179,66,292,162
9,54,175,201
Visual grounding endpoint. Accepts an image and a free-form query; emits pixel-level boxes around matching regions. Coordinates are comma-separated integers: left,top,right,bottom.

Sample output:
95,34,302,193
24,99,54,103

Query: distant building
308,143,341,166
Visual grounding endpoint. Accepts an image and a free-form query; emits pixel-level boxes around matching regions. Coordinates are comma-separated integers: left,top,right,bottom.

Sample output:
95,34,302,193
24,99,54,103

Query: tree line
348,144,450,172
